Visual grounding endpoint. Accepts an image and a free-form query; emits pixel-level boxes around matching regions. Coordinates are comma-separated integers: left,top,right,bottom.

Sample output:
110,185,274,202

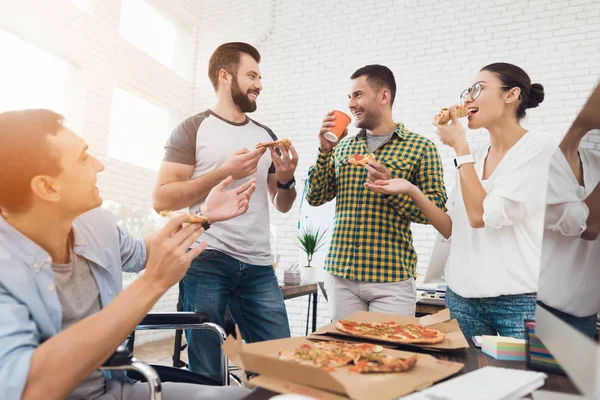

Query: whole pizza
335,320,444,345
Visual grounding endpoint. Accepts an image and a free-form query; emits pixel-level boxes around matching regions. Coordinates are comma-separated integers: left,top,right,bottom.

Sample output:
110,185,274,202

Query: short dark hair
0,109,64,213
350,65,397,106
208,42,261,91
481,62,545,119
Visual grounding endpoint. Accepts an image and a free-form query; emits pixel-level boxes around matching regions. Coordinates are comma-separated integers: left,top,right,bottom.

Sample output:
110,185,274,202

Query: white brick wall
192,0,600,336
2,0,599,342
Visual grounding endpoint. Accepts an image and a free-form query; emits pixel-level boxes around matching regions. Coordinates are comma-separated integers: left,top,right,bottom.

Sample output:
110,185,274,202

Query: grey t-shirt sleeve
163,114,205,166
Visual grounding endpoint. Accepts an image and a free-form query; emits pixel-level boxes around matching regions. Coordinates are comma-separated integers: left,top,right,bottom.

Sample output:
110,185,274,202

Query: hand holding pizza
364,159,392,183
269,143,299,184
220,147,267,180
434,105,469,154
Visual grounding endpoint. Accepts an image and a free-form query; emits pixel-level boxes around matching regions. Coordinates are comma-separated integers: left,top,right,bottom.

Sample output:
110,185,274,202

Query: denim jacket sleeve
0,283,39,400
117,224,147,273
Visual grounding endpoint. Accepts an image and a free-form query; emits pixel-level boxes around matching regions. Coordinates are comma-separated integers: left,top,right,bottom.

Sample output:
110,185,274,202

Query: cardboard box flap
222,330,465,400
347,309,450,327
223,332,347,395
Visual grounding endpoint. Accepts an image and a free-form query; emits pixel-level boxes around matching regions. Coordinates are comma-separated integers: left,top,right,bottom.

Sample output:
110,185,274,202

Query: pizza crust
159,210,209,224
433,105,469,125
255,138,292,150
335,320,444,345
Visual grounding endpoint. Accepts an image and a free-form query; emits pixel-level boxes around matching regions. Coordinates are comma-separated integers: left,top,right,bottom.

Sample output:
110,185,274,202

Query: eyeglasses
460,82,511,102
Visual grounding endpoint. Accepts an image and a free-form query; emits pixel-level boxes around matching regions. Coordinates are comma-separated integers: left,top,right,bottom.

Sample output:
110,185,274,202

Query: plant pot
301,267,317,284
283,270,301,285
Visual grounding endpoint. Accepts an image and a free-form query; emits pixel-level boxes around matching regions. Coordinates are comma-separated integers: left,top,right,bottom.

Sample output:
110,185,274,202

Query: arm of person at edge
19,216,206,400
558,84,600,241
267,143,299,213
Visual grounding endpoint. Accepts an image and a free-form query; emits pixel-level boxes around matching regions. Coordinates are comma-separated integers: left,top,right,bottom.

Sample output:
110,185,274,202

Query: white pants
326,273,417,321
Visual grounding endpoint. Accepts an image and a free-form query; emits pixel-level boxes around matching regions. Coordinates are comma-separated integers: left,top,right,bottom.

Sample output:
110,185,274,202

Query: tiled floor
134,337,187,367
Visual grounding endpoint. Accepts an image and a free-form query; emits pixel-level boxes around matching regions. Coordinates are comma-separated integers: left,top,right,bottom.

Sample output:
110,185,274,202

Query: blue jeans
445,286,536,340
538,301,598,340
182,250,290,382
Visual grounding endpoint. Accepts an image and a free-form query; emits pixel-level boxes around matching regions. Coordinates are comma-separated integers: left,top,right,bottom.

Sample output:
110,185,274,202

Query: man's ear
218,69,231,88
380,88,392,106
30,175,61,203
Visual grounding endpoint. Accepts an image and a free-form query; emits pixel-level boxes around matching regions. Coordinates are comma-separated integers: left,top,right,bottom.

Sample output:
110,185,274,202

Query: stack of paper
482,335,526,361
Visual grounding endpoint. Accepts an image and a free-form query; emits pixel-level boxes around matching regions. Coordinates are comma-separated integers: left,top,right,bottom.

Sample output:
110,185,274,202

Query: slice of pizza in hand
348,153,376,166
159,210,209,224
433,105,469,125
255,138,292,150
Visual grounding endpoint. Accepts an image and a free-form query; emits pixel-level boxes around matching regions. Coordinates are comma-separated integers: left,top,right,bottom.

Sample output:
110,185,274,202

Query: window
119,0,179,70
107,87,170,171
0,30,68,113
102,200,163,283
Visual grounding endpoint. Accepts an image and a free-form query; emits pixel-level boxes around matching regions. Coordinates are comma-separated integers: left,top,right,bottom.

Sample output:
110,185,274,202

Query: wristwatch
454,154,475,169
277,177,296,190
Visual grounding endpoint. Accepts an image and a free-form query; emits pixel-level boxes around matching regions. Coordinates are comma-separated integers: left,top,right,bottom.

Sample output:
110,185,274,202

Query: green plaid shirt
306,122,447,283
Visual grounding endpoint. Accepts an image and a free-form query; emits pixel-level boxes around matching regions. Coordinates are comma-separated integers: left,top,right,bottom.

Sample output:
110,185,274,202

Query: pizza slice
433,105,469,125
347,153,376,166
159,210,209,224
278,343,353,369
255,138,292,150
349,353,419,373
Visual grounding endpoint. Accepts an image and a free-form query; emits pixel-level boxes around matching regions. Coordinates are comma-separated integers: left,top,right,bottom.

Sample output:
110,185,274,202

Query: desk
241,344,579,399
280,284,318,335
415,302,445,316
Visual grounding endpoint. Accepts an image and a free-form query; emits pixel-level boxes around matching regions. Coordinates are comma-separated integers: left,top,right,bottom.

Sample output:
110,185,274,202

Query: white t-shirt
444,131,557,298
163,110,277,266
538,148,600,317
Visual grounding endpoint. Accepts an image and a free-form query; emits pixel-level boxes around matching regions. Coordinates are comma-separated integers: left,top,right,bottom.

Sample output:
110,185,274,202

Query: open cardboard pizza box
222,327,464,400
309,309,469,352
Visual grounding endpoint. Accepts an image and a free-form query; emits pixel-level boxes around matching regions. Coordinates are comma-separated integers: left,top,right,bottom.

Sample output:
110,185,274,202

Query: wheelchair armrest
103,335,134,367
136,312,211,330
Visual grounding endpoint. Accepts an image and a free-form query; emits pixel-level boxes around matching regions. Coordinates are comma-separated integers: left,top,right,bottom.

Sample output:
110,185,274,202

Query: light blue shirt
0,207,147,399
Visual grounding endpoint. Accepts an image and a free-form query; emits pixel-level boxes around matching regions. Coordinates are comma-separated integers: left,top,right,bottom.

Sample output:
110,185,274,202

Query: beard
355,107,381,131
231,76,257,113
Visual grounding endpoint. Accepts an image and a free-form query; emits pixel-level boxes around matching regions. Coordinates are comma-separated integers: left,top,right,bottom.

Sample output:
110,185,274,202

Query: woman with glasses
366,63,557,339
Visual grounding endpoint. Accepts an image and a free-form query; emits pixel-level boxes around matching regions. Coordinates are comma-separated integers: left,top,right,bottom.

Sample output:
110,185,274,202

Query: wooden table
280,283,318,335
241,343,579,399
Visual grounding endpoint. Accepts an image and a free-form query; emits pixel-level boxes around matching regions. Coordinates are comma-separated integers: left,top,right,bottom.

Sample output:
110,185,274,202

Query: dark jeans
538,301,598,340
446,286,537,340
182,250,291,382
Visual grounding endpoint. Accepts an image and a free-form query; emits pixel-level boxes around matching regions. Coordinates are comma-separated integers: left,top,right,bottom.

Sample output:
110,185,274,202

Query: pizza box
222,327,464,400
309,309,469,352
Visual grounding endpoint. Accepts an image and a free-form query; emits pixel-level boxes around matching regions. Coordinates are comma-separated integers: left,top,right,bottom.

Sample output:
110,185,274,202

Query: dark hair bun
527,83,545,109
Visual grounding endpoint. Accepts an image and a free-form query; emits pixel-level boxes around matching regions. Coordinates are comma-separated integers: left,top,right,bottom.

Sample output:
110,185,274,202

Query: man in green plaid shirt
306,65,447,320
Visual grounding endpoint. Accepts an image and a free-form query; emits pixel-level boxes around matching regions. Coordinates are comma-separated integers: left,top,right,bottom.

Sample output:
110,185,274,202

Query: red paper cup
323,110,351,142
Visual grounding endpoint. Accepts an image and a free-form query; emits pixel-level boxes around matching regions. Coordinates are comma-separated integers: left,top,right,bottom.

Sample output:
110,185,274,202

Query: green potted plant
296,225,327,283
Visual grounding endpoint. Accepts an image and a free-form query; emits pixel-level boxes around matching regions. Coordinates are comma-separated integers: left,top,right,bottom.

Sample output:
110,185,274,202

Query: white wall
2,0,599,340
192,0,600,336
